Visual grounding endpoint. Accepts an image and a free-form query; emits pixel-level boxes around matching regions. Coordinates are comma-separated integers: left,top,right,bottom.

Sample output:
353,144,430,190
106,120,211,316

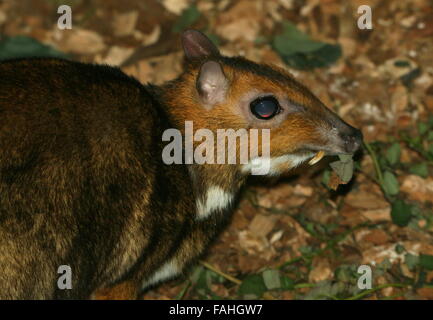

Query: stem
363,141,384,189
200,260,242,285
345,283,408,300
278,256,303,269
294,283,316,289
176,280,191,300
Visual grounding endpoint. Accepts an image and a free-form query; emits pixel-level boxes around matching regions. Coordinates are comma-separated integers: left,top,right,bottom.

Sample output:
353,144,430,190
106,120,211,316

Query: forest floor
1,0,433,299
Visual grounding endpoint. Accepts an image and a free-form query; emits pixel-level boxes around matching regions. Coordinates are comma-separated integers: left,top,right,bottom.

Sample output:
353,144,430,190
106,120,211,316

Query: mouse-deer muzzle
313,108,363,156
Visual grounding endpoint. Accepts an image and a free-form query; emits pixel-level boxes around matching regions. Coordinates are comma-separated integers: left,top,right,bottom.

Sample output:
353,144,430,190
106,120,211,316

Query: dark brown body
0,58,230,299
0,30,362,299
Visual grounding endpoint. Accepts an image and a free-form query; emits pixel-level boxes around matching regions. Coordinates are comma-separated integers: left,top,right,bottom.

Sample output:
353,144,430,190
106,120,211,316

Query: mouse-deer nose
324,110,363,154
340,127,363,154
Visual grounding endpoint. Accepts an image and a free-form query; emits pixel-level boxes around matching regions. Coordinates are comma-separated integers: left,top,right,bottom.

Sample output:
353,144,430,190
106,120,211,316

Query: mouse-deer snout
339,126,363,154
316,109,363,156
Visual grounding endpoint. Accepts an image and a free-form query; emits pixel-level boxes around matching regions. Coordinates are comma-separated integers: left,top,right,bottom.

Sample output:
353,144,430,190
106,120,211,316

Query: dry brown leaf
161,0,190,15
0,9,6,25
248,214,277,238
135,25,161,46
401,175,433,203
425,95,433,112
98,46,134,66
112,11,139,37
328,171,345,190
62,29,106,55
417,288,433,299
362,241,422,265
308,257,332,283
362,229,390,245
360,208,391,223
339,36,357,58
293,184,313,197
256,184,307,209
238,230,270,255
216,0,262,42
345,189,389,210
391,84,408,113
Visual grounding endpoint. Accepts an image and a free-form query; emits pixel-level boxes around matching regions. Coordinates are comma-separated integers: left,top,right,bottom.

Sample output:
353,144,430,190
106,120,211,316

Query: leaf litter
1,0,433,300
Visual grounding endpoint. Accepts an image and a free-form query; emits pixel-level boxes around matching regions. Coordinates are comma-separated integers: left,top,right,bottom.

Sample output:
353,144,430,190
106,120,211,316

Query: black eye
250,96,281,120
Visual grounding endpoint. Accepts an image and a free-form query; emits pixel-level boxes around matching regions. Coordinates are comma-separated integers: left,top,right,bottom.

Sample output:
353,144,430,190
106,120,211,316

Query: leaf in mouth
328,154,354,189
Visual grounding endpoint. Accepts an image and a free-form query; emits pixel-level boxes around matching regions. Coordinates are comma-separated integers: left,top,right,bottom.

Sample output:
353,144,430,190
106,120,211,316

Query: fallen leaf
308,257,332,283
345,189,389,210
162,0,190,15
98,46,134,66
363,229,390,245
361,208,392,222
417,288,433,299
112,11,139,37
216,0,262,42
62,29,105,55
248,214,277,238
401,175,433,203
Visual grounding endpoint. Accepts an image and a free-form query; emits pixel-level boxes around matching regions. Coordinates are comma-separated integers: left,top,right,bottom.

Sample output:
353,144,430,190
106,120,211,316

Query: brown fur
0,32,360,299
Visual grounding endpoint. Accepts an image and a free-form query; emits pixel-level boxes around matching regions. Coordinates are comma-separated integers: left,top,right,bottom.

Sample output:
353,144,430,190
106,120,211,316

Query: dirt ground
1,0,433,299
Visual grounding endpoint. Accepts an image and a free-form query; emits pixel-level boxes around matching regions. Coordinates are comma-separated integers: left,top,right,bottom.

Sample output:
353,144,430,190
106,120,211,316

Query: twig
293,283,316,289
278,256,303,269
345,283,408,300
363,141,385,190
175,280,191,300
200,260,242,285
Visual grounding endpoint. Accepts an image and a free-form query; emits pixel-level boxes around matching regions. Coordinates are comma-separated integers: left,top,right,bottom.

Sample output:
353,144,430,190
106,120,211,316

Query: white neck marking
196,185,234,220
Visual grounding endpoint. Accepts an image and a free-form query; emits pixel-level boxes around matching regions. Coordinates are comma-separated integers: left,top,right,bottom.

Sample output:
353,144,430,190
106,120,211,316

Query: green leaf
330,155,354,183
280,276,295,290
172,5,201,33
394,60,411,67
385,143,401,166
420,254,433,270
405,253,419,270
280,44,342,70
338,154,353,162
418,122,428,135
189,265,204,284
395,244,405,254
274,35,325,56
238,274,267,299
428,114,433,127
203,32,220,46
0,36,67,61
322,169,331,186
272,22,341,70
428,143,433,158
378,258,392,271
391,199,412,227
409,162,429,178
262,269,281,290
382,171,400,196
189,266,212,297
335,265,357,282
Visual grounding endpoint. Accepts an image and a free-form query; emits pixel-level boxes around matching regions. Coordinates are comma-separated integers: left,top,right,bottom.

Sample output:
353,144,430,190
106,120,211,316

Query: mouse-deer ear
182,30,220,61
196,61,228,107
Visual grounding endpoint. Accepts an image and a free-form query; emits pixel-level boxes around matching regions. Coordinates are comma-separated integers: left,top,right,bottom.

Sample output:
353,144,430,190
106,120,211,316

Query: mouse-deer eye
250,96,281,120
